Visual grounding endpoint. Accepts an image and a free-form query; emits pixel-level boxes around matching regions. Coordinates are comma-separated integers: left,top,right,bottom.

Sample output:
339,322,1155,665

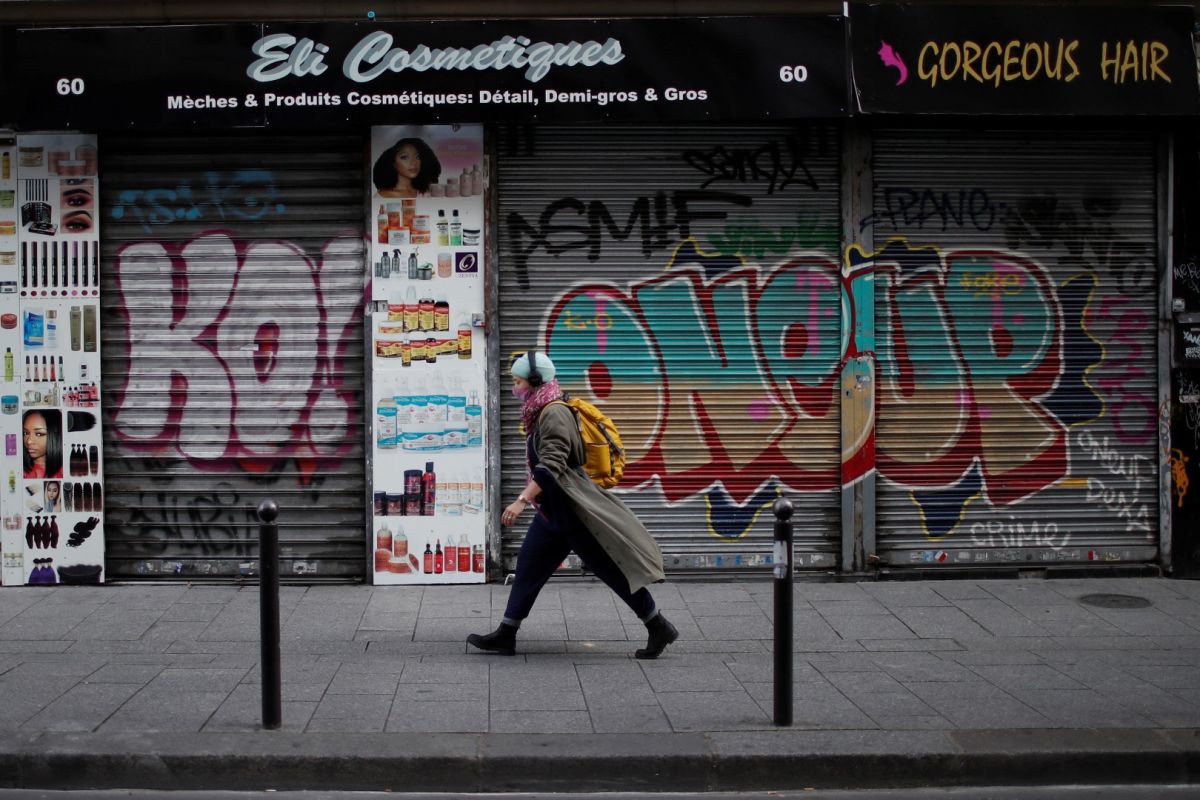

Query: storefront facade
0,3,1194,585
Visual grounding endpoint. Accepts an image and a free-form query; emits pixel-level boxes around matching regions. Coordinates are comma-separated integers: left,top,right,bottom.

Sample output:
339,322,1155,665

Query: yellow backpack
552,396,626,489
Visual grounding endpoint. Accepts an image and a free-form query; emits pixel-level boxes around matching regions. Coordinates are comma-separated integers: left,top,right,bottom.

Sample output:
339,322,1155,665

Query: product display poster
369,125,486,584
0,133,104,586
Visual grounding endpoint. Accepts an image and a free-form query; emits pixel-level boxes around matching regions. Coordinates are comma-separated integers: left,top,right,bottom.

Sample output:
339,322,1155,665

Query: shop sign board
14,16,848,129
849,4,1198,115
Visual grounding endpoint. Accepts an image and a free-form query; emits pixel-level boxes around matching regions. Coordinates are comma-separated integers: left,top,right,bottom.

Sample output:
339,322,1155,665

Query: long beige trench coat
530,401,666,594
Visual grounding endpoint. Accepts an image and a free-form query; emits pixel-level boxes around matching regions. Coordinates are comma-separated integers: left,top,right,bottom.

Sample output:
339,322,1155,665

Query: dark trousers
504,510,656,622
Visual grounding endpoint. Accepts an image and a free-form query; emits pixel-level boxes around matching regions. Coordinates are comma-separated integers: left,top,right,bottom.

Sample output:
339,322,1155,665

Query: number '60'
56,78,85,96
778,66,808,83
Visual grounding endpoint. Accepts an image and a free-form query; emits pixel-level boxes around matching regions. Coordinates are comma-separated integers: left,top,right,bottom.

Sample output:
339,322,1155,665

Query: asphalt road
1,787,1199,799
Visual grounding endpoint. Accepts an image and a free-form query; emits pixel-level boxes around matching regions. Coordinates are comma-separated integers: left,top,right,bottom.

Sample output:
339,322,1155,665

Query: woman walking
467,350,678,659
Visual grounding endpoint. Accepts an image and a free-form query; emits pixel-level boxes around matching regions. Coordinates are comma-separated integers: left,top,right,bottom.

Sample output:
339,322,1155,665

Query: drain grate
1078,593,1152,609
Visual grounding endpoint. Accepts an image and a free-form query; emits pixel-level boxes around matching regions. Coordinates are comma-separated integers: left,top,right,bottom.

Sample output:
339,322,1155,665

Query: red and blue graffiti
544,237,1101,539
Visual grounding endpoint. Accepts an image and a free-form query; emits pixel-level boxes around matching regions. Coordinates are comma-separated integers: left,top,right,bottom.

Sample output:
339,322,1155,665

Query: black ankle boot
467,622,517,656
635,614,678,659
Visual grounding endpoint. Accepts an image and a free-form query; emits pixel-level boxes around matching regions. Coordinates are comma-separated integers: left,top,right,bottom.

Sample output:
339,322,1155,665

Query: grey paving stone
955,599,1049,636
905,681,1050,729
489,686,585,711
174,586,241,604
824,670,906,695
860,584,954,607
489,709,592,733
156,603,223,623
489,662,580,691
2,657,105,678
85,663,166,684
966,663,1085,692
983,583,1078,605
723,655,825,684
395,681,488,704
687,600,766,618
204,687,315,732
860,638,962,652
357,612,418,632
588,703,672,733
772,681,877,729
386,700,488,732
819,614,917,640
19,681,142,732
98,689,231,732
956,635,1061,651
145,667,250,693
310,692,392,729
0,640,72,653
930,582,994,600
565,619,629,641
327,670,401,695
812,599,891,616
1044,635,1159,651
794,583,872,601
891,606,993,639
1120,663,1200,689
639,662,743,692
1007,688,1157,728
871,652,986,683
693,615,775,641
141,620,213,641
943,650,1045,666
676,585,755,603
331,656,413,675
1084,608,1200,637
806,652,880,673
868,714,957,730
400,660,488,684
846,688,940,718
658,689,770,731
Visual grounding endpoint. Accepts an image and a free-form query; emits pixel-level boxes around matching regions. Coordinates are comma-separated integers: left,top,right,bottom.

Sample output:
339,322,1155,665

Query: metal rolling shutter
99,134,367,582
871,127,1159,569
496,124,842,576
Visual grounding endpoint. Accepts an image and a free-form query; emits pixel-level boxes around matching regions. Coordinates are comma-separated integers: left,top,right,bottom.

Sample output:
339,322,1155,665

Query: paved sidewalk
0,576,1199,791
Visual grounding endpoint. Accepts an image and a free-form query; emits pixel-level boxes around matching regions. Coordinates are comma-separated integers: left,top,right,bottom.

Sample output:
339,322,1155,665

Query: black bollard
773,498,794,726
257,499,281,730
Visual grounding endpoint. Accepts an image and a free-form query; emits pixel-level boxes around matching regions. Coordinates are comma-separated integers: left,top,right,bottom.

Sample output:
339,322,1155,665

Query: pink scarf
520,379,563,434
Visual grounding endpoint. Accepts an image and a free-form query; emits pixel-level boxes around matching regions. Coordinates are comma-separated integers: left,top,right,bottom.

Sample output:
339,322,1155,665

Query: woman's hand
501,497,529,527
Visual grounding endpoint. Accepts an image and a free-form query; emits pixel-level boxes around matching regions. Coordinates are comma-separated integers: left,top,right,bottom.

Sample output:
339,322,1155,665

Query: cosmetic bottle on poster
375,521,392,552
83,306,96,352
458,533,470,567
377,205,388,244
69,307,81,351
435,210,448,247
421,461,436,517
404,286,418,332
434,294,449,332
450,210,462,246
423,541,433,574
445,528,457,572
456,316,472,360
445,475,462,516
404,469,422,516
376,386,397,449
466,392,482,448
434,539,443,574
